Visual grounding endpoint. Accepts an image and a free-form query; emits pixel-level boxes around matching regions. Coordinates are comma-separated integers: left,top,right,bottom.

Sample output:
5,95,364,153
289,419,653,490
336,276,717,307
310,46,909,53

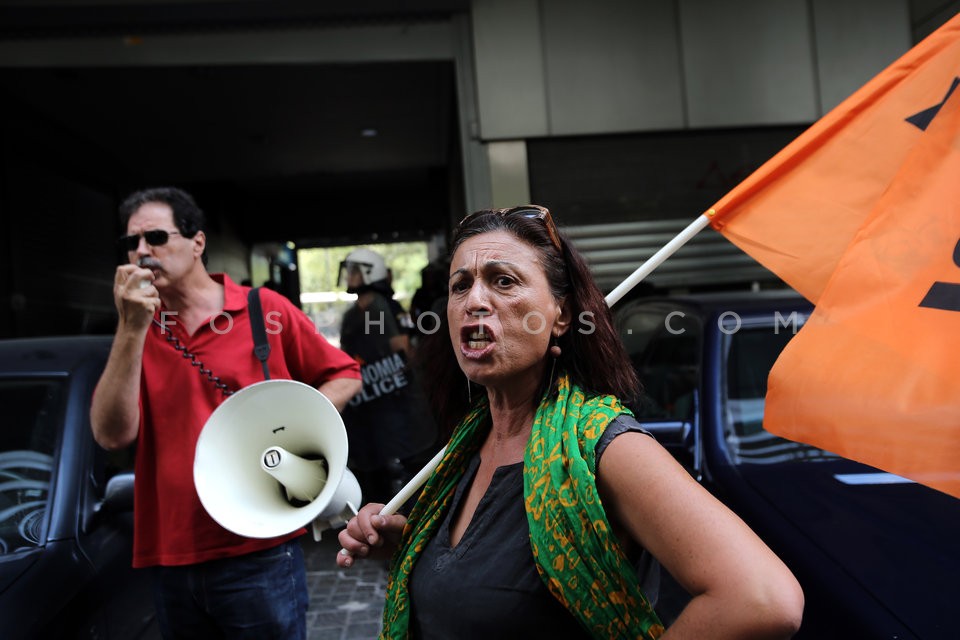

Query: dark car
615,290,960,639
0,336,158,639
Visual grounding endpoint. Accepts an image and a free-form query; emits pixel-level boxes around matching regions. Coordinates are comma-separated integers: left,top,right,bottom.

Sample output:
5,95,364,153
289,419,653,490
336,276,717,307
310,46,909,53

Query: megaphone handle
379,446,447,516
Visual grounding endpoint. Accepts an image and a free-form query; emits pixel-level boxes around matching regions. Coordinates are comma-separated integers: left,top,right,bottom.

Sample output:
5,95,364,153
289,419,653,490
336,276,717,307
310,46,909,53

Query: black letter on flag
919,238,960,312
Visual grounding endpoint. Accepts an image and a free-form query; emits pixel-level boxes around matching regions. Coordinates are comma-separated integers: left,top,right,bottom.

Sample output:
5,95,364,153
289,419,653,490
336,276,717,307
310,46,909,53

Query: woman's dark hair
119,186,207,263
414,207,641,436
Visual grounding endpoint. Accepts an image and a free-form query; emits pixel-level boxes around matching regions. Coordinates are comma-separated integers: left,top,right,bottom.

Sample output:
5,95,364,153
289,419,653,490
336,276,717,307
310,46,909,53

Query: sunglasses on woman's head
458,205,562,253
118,229,181,252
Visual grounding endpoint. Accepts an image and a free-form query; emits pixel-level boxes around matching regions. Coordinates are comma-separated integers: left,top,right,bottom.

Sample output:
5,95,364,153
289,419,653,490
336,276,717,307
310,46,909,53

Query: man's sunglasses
118,229,181,252
458,205,562,253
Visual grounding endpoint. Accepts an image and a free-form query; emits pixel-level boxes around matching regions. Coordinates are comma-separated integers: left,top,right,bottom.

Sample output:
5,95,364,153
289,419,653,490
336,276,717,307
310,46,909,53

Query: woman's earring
467,378,472,404
548,334,561,391
549,336,562,358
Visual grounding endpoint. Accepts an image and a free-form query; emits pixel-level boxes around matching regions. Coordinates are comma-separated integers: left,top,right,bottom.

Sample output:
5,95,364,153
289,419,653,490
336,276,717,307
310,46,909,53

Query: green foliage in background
299,242,429,302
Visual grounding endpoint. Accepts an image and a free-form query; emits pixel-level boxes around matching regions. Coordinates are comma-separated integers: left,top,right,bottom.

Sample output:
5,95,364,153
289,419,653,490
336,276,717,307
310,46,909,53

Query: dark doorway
0,61,461,338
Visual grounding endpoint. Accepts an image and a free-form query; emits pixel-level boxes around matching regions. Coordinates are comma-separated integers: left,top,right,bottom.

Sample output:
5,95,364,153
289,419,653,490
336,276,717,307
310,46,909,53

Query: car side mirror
644,421,692,448
99,472,135,515
83,471,134,534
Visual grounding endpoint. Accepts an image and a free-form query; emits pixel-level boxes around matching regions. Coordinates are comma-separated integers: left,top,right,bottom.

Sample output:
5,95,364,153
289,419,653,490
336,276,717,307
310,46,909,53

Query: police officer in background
338,248,436,504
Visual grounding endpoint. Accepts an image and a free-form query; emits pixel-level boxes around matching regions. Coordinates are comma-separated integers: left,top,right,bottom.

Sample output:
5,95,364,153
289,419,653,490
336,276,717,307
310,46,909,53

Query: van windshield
724,328,836,464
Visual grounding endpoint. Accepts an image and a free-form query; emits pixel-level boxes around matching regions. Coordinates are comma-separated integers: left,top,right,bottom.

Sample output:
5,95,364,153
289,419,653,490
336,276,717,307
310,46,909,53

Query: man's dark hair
119,187,206,238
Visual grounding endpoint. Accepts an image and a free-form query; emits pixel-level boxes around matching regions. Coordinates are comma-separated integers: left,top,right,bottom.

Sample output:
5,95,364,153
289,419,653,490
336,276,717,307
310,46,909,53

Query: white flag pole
379,212,713,517
604,214,712,307
379,445,447,516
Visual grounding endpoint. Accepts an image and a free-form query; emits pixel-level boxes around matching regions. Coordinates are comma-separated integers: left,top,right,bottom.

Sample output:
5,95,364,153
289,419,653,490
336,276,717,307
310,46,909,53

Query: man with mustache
91,186,361,639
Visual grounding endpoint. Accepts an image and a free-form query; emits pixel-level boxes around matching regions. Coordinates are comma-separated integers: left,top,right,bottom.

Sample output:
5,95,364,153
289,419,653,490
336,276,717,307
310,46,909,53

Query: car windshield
620,306,700,421
0,379,63,553
724,327,836,464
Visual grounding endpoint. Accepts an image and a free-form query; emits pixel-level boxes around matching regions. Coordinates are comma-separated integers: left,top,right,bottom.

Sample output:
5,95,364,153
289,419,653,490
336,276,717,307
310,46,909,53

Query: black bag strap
247,287,271,380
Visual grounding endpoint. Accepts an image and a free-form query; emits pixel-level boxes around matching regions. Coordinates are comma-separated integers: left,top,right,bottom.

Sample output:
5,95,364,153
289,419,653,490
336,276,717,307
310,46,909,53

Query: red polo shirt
132,274,360,567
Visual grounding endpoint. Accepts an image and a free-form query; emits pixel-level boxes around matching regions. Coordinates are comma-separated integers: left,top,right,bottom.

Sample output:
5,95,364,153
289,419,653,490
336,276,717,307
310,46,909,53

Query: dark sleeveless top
408,414,658,639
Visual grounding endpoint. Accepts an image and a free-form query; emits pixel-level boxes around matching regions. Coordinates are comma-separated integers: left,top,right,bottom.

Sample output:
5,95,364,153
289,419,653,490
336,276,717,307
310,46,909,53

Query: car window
0,379,63,553
617,306,701,421
723,327,836,464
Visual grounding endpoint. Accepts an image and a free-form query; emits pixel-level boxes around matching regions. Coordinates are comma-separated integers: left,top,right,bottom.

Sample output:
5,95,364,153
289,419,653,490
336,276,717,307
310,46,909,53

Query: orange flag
707,14,960,303
706,15,960,499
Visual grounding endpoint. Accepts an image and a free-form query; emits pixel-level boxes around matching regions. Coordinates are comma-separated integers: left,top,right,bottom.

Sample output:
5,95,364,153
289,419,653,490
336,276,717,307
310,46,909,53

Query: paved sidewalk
302,535,389,640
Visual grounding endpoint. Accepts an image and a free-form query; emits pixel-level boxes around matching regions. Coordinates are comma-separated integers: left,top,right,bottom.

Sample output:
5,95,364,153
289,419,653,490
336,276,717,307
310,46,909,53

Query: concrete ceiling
0,0,468,245
3,63,455,181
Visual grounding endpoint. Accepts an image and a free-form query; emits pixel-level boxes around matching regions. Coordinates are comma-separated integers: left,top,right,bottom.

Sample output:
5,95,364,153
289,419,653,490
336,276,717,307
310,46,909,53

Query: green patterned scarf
380,372,664,639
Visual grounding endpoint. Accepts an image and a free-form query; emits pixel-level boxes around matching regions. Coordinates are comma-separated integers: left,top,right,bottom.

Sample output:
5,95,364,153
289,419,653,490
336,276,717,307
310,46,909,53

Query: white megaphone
193,379,362,541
